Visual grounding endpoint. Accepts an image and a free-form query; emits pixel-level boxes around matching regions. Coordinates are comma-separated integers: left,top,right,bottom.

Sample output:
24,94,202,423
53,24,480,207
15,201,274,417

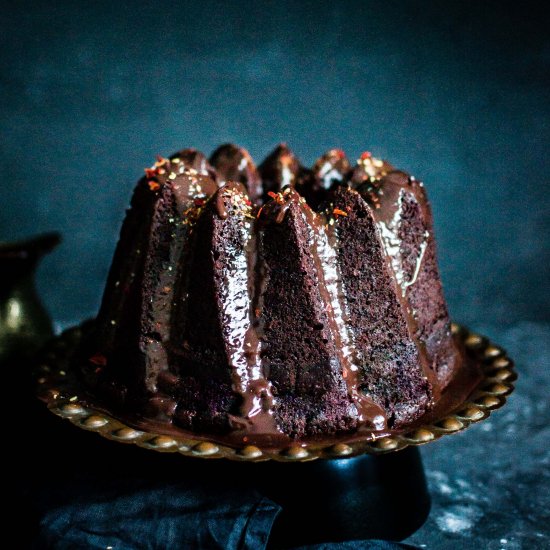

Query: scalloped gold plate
35,323,516,462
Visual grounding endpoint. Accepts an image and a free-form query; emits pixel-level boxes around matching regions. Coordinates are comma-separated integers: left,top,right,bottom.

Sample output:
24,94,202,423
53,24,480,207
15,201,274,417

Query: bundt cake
80,144,477,445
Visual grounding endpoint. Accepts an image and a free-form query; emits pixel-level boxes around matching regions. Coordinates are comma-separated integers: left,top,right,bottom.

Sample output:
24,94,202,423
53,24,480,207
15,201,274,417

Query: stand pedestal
185,448,431,546
179,448,430,546
264,448,430,546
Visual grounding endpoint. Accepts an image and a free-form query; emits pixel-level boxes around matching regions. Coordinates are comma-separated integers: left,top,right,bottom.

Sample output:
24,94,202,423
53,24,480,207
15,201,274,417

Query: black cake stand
33,323,516,545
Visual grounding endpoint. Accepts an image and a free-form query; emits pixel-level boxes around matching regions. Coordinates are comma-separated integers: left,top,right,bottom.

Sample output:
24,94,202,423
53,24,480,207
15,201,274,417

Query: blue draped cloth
30,478,416,549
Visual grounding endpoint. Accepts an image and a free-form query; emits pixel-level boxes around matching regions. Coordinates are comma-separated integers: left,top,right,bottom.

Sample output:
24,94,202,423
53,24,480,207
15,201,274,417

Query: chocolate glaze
357,174,440,403
91,152,217,395
169,148,217,179
210,144,263,204
257,190,362,438
329,186,433,427
139,167,219,394
209,182,280,436
81,145,475,442
313,149,351,190
299,193,386,430
295,149,351,209
258,143,301,200
365,170,462,389
72,332,482,449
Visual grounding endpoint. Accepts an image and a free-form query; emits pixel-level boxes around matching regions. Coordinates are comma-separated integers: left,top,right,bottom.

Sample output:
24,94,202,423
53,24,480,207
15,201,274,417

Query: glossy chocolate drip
169,148,217,178
258,143,301,201
366,171,441,398
139,166,219,393
304,205,387,430
257,188,295,224
329,185,432,426
371,170,462,388
257,191,361,437
260,189,386,431
210,144,263,204
209,182,279,435
213,180,250,219
371,172,431,295
171,171,218,213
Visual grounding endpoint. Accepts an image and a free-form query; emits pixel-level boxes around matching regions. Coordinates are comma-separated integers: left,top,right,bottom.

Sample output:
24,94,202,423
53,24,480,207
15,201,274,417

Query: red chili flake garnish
194,198,205,207
245,199,252,206
89,353,107,366
144,167,157,178
256,205,264,219
335,149,346,158
333,208,348,217
157,168,166,175
148,181,161,191
360,151,372,160
154,155,168,167
267,191,286,205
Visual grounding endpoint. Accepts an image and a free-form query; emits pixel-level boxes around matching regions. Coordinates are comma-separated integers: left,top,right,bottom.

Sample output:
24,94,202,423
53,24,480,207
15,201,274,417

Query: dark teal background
1,0,549,329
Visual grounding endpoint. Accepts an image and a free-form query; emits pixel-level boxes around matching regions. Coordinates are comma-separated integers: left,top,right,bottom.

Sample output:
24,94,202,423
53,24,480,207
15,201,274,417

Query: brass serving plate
35,323,516,462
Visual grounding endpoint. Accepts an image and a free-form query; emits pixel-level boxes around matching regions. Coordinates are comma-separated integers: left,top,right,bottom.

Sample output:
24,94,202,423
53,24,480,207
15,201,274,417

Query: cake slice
356,167,463,388
330,185,434,427
258,189,385,438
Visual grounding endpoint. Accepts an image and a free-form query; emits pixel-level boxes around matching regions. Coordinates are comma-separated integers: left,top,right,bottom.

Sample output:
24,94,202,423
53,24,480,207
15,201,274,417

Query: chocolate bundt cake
80,144,475,445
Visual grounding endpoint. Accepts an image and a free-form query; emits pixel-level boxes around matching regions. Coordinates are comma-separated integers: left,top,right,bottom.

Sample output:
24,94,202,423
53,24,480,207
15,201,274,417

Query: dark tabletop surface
406,322,550,549
2,1,549,548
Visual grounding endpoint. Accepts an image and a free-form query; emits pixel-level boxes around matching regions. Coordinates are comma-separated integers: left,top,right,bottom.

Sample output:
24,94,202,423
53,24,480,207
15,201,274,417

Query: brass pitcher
0,233,60,362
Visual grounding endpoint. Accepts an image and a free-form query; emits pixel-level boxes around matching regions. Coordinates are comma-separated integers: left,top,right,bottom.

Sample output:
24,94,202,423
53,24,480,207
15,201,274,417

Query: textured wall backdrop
1,0,548,331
